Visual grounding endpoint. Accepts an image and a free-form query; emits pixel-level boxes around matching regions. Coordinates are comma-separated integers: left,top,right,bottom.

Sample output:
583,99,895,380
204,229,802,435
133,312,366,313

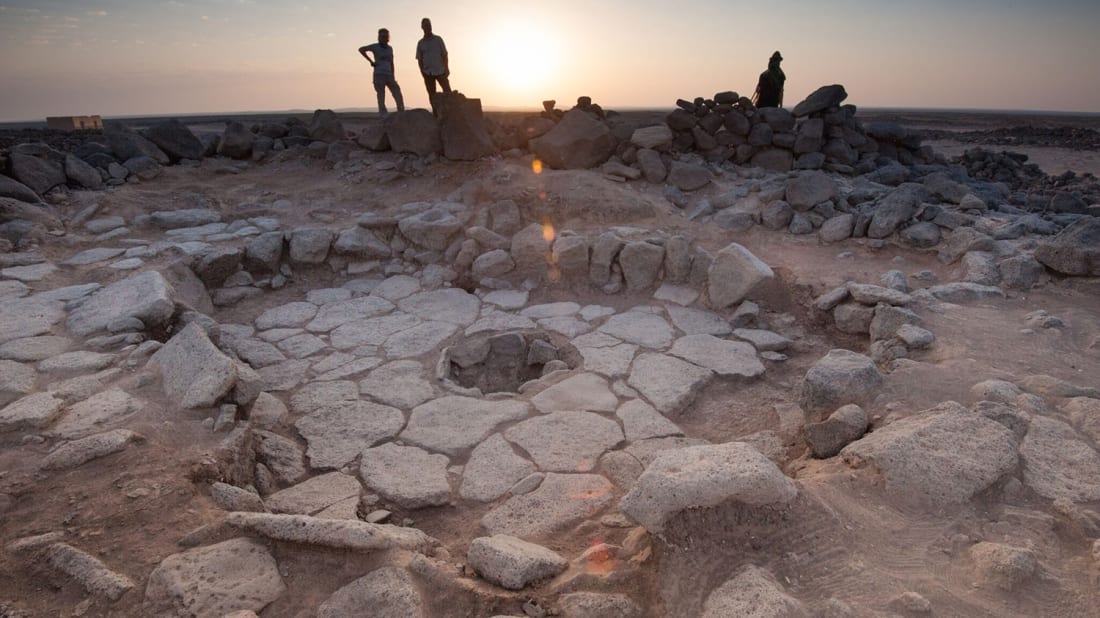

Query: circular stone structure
443,330,580,394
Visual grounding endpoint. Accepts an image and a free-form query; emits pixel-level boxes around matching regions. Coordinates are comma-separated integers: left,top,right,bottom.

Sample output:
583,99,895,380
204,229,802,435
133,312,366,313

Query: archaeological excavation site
1,87,1099,617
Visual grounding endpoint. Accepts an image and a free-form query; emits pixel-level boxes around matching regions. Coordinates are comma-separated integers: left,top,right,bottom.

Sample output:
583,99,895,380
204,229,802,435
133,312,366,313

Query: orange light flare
531,158,543,175
541,219,555,243
581,539,620,575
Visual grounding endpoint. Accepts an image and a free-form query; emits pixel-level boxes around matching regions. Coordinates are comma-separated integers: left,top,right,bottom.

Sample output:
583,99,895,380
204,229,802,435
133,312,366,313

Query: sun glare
479,20,559,95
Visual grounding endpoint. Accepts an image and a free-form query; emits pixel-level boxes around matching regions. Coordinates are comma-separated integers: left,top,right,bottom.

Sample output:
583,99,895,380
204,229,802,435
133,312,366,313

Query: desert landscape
1,81,1099,618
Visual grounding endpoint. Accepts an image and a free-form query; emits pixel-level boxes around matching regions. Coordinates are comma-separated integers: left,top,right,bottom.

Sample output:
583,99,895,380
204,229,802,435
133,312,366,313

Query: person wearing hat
753,51,786,108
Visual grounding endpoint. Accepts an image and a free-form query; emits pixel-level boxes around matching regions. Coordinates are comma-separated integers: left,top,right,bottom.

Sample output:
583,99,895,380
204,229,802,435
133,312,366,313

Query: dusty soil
1,110,1099,617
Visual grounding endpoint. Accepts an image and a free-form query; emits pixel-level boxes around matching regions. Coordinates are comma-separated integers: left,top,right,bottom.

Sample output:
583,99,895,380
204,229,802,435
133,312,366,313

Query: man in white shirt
415,18,451,113
358,28,404,116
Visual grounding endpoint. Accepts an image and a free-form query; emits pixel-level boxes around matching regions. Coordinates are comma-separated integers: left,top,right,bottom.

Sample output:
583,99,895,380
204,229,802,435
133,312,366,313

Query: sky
1,0,1098,122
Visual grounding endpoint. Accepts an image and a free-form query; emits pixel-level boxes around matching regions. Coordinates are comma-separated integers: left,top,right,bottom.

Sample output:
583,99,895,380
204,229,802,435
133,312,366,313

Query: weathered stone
841,401,1018,508
847,283,911,306
66,271,174,337
627,352,714,415
41,429,144,470
468,535,567,590
531,372,618,413
529,109,614,169
631,125,674,150
224,512,437,553
401,396,530,456
245,232,285,273
480,473,614,538
616,399,681,442
288,228,333,264
999,255,1044,290
398,207,464,251
706,243,774,309
799,349,882,417
598,311,674,349
702,565,809,618
786,171,838,210
792,84,848,117
318,567,424,618
144,538,284,616
505,411,623,472
386,109,442,156
667,161,711,192
804,404,868,458
460,434,536,502
1020,415,1100,503
359,443,450,508
869,304,921,342
144,119,204,162
666,306,731,336
44,543,135,602
151,323,237,409
970,542,1038,591
927,282,1004,303
217,121,254,159
620,442,798,533
668,334,764,378
819,214,854,243
294,401,405,469
265,472,361,515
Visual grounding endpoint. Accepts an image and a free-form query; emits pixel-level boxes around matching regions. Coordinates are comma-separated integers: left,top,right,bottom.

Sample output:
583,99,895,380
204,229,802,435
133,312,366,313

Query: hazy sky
1,0,1098,121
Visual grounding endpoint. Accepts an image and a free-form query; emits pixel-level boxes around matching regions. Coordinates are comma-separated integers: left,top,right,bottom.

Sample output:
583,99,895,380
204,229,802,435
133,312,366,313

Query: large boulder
785,171,838,210
620,442,798,533
1035,218,1100,276
218,121,254,159
308,109,346,143
104,123,169,164
1020,415,1100,503
750,148,794,171
151,323,238,409
0,174,40,202
467,535,567,590
631,125,673,150
799,349,882,418
706,243,774,309
791,84,848,117
64,154,103,189
317,567,423,618
841,401,1018,508
9,153,65,195
66,270,175,336
438,94,496,161
868,184,923,238
667,161,711,191
386,110,442,157
143,118,205,162
529,108,614,169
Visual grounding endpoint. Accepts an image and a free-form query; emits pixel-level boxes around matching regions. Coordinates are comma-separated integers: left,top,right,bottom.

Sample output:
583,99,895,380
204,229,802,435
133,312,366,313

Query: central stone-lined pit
445,330,580,394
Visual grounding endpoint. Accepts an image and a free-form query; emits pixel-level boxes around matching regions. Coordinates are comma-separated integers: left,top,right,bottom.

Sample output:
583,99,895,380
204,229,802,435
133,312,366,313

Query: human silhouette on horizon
416,18,451,114
359,28,405,117
753,51,786,108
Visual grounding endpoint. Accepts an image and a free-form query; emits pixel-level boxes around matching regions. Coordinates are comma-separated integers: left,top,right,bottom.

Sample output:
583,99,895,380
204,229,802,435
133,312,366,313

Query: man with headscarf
416,17,451,114
753,51,786,108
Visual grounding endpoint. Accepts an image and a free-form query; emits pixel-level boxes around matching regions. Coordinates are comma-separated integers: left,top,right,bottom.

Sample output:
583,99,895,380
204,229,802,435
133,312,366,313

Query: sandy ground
1,110,1099,617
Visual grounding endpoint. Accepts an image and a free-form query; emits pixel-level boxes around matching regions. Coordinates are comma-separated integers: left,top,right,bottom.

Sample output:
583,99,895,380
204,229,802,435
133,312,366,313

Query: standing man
359,28,404,117
416,18,450,114
753,51,786,108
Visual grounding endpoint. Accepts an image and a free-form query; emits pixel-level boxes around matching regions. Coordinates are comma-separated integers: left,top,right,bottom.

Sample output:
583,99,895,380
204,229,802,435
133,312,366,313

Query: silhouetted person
359,28,404,117
753,51,785,108
416,18,450,113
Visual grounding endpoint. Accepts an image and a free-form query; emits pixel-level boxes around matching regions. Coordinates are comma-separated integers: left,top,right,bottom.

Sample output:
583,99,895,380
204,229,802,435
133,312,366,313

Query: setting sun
477,19,560,96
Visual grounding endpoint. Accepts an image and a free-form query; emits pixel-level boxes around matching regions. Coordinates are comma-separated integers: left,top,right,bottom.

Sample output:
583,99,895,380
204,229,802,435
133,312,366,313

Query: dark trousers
423,74,451,113
373,74,404,116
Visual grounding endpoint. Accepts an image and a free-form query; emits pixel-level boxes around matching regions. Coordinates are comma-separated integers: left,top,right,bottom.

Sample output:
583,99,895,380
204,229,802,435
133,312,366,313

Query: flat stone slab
401,396,531,456
667,306,732,336
483,290,528,310
598,311,674,349
382,320,457,358
43,543,135,602
305,296,394,332
504,411,624,472
520,302,581,319
0,297,65,345
460,434,537,502
577,343,638,378
732,328,791,352
294,401,406,469
0,359,35,406
398,288,481,326
846,283,912,306
226,512,437,553
38,351,116,374
313,356,382,382
616,399,682,442
841,401,1018,508
359,442,451,509
480,473,614,539
318,567,424,618
49,388,142,438
668,334,765,378
627,353,715,415
41,429,143,470
144,538,285,617
61,247,127,266
358,360,434,409
466,312,537,335
538,316,591,338
369,275,422,301
0,336,71,363
2,262,58,282
265,472,362,515
330,313,421,350
258,359,311,391
276,333,328,359
653,283,699,306
66,271,174,337
620,441,798,533
530,373,619,413
255,302,318,330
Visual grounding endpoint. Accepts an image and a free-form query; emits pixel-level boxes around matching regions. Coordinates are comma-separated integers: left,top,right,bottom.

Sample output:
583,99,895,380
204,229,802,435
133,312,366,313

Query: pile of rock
360,92,496,161
658,84,931,173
